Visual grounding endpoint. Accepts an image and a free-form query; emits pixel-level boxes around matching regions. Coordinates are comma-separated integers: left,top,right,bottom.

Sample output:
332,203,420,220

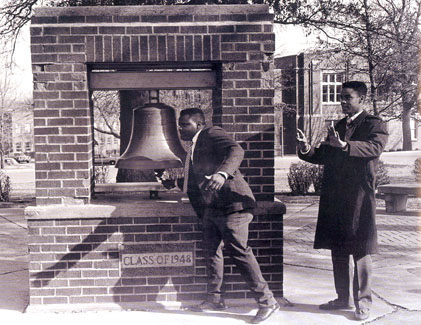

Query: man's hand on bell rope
204,173,226,192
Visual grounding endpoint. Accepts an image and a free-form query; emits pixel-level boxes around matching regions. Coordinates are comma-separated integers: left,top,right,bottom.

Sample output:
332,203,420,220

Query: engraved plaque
122,252,193,268
120,243,195,276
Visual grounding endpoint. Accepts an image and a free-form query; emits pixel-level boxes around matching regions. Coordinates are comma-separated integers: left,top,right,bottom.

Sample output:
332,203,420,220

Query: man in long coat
178,108,279,324
296,81,388,321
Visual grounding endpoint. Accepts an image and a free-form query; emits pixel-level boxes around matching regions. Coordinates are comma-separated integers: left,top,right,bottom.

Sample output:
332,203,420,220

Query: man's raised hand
296,129,310,153
324,125,347,149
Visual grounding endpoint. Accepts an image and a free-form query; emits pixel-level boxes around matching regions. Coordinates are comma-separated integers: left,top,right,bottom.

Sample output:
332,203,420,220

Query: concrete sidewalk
0,200,420,324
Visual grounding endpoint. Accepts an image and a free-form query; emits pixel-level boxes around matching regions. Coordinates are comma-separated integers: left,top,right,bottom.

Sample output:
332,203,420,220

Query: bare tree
92,91,120,139
0,59,19,168
273,0,420,151
2,0,418,151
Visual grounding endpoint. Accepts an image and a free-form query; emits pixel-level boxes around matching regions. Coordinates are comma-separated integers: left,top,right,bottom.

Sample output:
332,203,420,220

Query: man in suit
178,108,279,324
296,81,388,321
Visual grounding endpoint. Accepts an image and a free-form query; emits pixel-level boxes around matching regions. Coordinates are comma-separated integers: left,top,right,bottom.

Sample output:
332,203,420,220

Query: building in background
274,51,420,155
93,127,120,158
11,104,34,158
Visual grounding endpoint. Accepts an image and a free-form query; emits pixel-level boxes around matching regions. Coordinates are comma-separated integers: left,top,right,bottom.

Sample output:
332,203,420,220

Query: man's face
340,87,364,116
178,115,199,141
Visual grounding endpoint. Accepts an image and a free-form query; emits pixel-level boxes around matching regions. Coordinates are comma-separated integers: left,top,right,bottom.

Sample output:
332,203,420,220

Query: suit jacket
298,110,388,254
186,126,256,218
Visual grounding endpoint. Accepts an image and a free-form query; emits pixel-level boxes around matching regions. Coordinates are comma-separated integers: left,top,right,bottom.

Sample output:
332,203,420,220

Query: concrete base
25,194,285,308
21,299,281,325
384,194,408,213
25,298,263,313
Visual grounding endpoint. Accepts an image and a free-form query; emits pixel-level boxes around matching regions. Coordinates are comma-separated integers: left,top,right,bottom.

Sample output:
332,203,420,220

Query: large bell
116,103,186,169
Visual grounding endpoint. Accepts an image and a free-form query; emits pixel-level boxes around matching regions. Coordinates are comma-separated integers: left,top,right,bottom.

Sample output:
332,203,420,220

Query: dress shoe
191,300,227,312
319,299,352,310
250,303,280,324
355,308,370,321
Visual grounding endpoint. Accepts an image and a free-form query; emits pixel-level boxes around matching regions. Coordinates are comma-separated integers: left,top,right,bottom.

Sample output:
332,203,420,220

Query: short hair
180,108,206,124
342,81,368,97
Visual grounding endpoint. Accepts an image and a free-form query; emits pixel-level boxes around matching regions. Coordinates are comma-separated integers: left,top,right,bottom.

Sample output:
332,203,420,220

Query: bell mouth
116,157,183,170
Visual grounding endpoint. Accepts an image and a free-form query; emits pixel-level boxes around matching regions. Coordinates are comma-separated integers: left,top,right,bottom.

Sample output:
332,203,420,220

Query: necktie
346,117,353,128
183,142,193,193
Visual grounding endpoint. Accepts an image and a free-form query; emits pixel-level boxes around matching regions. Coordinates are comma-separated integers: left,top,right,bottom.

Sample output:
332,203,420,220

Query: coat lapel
345,110,368,141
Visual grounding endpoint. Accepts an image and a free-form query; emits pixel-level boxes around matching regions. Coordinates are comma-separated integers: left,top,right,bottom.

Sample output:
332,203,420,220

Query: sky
7,21,316,99
5,24,33,99
274,24,317,57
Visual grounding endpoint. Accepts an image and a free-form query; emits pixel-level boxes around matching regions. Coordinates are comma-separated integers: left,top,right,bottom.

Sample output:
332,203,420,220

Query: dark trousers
331,249,372,310
202,208,277,307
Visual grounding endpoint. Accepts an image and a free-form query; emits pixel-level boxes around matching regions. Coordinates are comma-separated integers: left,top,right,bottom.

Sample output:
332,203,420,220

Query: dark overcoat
299,111,388,254
186,126,256,218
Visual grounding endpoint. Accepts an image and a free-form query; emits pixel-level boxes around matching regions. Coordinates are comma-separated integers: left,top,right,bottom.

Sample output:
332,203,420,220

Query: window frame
15,142,22,152
321,71,345,105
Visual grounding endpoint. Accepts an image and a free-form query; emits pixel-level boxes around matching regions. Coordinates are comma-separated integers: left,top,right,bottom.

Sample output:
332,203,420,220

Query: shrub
94,165,110,184
310,165,324,194
413,158,421,182
289,159,389,195
376,160,390,188
288,162,314,195
0,170,11,202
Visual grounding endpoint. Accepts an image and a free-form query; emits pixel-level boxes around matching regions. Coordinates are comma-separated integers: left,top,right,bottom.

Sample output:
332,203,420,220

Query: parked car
4,157,19,166
94,154,118,165
14,154,31,163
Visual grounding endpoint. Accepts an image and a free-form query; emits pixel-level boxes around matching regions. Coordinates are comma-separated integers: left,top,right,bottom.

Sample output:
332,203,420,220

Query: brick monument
26,4,285,310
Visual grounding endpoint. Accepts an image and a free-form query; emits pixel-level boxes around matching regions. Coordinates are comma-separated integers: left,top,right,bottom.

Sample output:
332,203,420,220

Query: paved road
1,164,35,198
380,150,421,165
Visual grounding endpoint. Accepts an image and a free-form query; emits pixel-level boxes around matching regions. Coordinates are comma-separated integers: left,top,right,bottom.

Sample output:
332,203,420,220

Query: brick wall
30,5,276,204
27,199,284,306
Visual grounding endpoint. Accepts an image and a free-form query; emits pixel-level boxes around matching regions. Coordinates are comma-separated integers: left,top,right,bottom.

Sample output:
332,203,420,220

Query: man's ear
359,95,366,103
196,121,204,129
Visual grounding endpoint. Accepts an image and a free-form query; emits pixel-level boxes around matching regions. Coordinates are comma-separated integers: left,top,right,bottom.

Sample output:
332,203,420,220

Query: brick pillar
32,55,93,205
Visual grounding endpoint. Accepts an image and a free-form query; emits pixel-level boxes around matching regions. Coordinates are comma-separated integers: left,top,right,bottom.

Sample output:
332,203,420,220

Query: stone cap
25,193,286,220
33,4,270,17
377,184,420,196
255,200,286,215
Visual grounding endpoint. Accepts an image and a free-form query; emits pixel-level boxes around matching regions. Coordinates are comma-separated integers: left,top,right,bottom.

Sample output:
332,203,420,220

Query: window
411,119,417,141
322,72,343,103
15,125,21,134
25,142,31,151
15,142,22,152
24,124,31,133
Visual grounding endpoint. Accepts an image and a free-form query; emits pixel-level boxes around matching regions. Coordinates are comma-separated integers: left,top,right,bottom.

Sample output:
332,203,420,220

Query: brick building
274,51,421,155
12,105,35,157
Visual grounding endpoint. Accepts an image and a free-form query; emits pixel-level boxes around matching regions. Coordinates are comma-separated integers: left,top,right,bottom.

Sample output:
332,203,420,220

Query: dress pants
331,249,372,310
202,208,277,307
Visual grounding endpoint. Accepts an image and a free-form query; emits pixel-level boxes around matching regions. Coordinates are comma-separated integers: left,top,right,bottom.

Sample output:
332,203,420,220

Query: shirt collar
192,128,203,144
348,109,364,122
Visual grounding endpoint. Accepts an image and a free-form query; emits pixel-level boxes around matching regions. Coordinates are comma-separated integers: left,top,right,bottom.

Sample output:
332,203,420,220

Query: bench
377,184,420,213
